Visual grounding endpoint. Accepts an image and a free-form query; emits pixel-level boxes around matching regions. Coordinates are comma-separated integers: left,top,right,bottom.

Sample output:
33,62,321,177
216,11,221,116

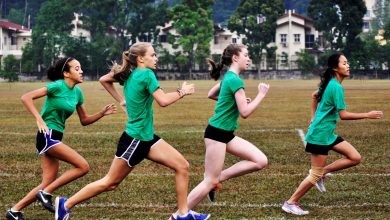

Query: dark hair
112,42,151,84
208,43,246,80
47,57,75,81
317,53,344,102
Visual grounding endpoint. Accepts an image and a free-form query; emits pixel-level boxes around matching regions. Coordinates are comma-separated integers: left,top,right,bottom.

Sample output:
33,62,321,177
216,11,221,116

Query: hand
258,83,270,97
367,110,383,119
180,82,195,96
36,118,49,134
101,103,117,116
119,100,127,113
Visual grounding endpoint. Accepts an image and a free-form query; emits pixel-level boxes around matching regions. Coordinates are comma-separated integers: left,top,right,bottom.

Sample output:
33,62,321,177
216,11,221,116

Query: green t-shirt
209,71,244,131
124,68,160,141
305,78,346,145
41,79,84,133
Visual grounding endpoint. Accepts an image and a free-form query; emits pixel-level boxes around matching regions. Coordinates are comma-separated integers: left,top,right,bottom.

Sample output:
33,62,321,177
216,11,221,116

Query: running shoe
282,201,309,216
36,190,54,212
6,209,24,220
176,210,210,220
207,182,222,202
55,197,70,220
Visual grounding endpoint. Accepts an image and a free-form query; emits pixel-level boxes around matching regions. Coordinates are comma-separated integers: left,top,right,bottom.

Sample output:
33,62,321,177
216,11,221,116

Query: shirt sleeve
229,76,245,94
146,70,160,94
76,87,84,106
333,85,346,111
46,81,59,95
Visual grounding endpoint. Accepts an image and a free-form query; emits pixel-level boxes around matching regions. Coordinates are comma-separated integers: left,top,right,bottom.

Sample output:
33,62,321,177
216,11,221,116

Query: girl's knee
175,159,190,173
78,161,90,175
350,154,362,165
255,155,268,170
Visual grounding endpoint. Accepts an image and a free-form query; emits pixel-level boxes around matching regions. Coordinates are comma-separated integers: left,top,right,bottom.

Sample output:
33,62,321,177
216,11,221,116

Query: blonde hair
112,42,152,84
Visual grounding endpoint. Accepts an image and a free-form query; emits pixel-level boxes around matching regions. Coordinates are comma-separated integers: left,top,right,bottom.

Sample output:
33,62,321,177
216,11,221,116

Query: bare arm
99,71,126,111
339,110,383,120
235,83,270,119
310,90,319,121
21,87,49,133
207,82,220,101
153,82,194,107
76,103,116,126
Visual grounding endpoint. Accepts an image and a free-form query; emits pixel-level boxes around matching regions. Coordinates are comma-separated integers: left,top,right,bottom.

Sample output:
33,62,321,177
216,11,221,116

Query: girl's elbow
240,113,249,119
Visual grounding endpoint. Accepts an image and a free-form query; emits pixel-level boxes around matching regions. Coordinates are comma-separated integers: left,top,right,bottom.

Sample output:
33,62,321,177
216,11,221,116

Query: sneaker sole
55,197,60,220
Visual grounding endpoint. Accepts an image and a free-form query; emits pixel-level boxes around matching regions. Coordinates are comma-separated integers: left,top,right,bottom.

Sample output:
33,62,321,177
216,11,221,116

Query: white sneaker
282,201,309,216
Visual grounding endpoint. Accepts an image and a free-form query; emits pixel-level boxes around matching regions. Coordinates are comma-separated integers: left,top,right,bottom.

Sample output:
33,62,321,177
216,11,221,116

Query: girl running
54,42,210,220
281,53,383,216
6,57,116,220
184,43,269,214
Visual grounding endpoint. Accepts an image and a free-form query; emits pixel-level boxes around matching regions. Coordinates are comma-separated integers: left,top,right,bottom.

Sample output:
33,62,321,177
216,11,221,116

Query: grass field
0,80,389,219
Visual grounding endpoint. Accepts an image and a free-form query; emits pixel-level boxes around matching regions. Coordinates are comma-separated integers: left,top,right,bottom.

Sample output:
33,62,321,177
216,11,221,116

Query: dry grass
1,80,389,219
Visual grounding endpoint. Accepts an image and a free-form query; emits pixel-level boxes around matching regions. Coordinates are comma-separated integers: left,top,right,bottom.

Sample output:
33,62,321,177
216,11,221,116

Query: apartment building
0,20,31,61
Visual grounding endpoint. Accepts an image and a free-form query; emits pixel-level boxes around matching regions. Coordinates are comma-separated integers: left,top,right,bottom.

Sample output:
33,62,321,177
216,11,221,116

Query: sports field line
295,128,306,146
9,201,389,209
2,172,389,178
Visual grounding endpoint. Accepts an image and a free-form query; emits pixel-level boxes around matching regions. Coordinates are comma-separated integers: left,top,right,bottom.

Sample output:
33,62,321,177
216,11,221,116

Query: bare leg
43,143,90,193
187,138,227,210
219,136,268,182
287,154,327,204
323,141,362,174
65,158,133,209
146,140,190,215
12,155,59,211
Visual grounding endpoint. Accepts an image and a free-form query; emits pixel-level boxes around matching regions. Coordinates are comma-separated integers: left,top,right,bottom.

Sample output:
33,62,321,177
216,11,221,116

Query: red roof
0,20,30,32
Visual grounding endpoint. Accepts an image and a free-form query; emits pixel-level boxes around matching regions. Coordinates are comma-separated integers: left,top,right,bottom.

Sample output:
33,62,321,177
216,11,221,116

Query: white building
273,9,323,70
0,20,31,61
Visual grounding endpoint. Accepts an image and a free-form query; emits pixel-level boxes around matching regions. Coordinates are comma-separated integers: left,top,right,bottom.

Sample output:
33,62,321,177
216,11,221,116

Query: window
305,34,315,48
363,21,369,30
159,35,167,43
280,34,287,43
224,36,228,40
294,34,300,43
4,37,7,45
214,36,218,44
232,38,237,43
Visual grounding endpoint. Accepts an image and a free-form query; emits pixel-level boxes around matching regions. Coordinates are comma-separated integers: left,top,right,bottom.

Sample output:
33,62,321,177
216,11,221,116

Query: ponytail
47,57,74,81
112,42,150,85
208,58,224,80
208,43,246,80
316,53,343,102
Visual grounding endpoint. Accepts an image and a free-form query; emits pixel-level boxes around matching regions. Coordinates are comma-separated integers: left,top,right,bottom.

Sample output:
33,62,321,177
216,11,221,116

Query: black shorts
305,136,345,155
204,125,235,144
115,132,161,167
36,129,63,155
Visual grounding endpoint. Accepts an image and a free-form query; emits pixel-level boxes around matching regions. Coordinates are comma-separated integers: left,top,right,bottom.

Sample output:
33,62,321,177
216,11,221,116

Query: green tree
7,8,24,25
383,17,390,40
30,0,76,70
0,55,19,82
296,50,316,76
308,0,366,56
228,0,284,77
170,0,214,79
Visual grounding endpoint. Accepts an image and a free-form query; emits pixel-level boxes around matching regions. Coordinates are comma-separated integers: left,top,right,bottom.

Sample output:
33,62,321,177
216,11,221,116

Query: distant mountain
2,0,310,27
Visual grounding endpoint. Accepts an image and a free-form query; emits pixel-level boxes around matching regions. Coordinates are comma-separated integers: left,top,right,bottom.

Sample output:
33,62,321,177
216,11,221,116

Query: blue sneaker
176,210,210,220
55,197,70,220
